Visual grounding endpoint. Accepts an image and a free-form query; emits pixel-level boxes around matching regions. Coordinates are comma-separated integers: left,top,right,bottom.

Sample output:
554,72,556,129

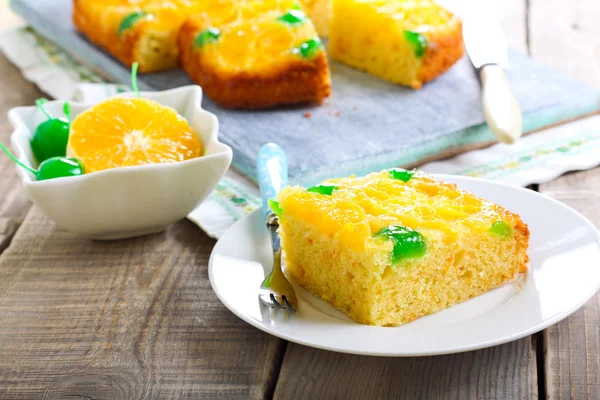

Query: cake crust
418,18,464,88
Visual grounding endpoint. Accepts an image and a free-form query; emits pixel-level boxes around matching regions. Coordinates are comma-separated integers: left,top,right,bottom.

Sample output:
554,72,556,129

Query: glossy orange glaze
278,170,522,251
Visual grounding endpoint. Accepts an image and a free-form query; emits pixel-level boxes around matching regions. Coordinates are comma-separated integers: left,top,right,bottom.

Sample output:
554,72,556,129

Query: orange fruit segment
67,97,203,173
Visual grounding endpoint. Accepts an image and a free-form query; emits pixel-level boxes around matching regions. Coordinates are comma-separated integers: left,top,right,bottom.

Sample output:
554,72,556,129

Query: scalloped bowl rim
7,85,231,187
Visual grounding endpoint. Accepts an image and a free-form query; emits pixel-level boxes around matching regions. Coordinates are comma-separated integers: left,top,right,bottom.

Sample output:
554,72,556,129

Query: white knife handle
480,64,522,144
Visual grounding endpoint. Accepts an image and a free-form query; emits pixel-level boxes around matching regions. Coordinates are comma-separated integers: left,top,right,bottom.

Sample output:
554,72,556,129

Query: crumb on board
304,112,312,118
352,106,357,110
335,111,341,116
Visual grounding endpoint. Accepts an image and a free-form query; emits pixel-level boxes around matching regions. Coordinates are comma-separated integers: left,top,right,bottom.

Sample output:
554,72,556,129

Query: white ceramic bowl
7,85,232,239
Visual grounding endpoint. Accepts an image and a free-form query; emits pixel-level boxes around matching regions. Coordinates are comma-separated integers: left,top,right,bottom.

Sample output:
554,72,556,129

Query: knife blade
464,17,522,144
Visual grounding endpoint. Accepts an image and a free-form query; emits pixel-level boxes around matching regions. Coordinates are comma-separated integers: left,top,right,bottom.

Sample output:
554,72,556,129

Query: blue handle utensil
257,143,288,218
256,143,296,311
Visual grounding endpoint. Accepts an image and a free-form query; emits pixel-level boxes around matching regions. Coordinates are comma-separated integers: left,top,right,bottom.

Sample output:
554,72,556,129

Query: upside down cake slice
178,0,331,108
329,0,464,89
274,170,529,326
300,0,331,37
73,0,200,73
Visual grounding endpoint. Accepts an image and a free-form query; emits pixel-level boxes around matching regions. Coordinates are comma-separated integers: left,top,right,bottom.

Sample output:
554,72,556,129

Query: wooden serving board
10,0,600,185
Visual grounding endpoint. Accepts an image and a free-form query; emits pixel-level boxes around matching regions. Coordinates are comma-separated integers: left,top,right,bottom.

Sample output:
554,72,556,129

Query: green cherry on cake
30,98,71,164
490,221,512,238
0,142,84,181
294,38,322,59
375,225,427,264
118,11,150,37
389,168,417,182
193,28,221,49
307,184,338,195
269,199,284,219
403,30,427,58
277,10,306,26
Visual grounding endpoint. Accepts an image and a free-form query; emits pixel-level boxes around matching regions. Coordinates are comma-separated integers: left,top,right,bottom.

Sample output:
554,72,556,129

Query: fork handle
257,143,288,219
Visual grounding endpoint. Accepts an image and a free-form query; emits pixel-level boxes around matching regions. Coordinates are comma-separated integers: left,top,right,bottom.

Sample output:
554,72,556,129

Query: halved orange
68,97,203,173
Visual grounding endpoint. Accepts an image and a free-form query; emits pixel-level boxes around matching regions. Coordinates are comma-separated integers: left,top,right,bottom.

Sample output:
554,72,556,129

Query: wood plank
539,169,600,400
0,208,285,399
531,0,600,397
274,339,537,399
0,54,39,253
274,3,538,398
530,0,600,87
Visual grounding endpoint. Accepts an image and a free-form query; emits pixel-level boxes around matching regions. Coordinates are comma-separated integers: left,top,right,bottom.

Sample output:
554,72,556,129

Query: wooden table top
0,1,599,399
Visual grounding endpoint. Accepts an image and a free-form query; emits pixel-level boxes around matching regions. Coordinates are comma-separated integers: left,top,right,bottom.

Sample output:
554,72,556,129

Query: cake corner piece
73,0,192,73
328,0,464,89
177,4,331,109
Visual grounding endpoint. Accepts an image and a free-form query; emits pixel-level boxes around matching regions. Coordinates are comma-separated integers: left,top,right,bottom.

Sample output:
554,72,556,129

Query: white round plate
208,175,600,356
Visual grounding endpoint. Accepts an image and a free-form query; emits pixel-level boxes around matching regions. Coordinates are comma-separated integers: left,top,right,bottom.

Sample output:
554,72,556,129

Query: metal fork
256,143,297,312
259,213,297,311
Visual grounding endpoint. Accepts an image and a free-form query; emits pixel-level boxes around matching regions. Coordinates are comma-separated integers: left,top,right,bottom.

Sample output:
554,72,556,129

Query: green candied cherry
193,28,221,49
293,37,322,59
269,199,284,219
131,62,141,97
389,168,417,182
36,157,85,181
403,30,427,58
490,221,512,238
30,99,71,164
277,9,307,26
374,225,427,264
0,142,84,181
118,11,151,37
307,184,338,195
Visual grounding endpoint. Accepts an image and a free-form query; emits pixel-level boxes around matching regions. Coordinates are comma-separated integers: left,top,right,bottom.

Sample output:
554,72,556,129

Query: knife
463,17,522,144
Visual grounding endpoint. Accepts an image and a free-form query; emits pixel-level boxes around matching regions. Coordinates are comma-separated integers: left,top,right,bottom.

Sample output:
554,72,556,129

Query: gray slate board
11,0,600,185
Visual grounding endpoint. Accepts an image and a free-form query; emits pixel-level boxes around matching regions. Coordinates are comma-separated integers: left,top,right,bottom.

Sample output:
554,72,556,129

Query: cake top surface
277,170,521,251
82,0,197,13
186,3,324,75
80,0,200,33
347,0,458,26
336,0,460,38
192,0,300,25
89,0,196,7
